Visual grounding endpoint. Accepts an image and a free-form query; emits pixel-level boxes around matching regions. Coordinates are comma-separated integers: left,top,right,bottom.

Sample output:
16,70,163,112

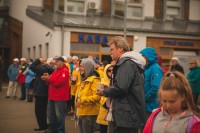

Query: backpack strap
187,115,200,133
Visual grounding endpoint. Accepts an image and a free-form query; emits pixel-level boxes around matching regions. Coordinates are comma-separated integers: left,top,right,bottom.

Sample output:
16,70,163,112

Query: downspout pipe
61,25,64,55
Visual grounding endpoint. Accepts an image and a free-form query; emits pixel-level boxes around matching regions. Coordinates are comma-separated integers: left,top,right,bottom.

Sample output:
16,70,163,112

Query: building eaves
26,6,200,36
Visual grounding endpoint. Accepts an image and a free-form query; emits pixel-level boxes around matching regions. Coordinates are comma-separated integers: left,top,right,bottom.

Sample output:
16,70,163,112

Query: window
165,0,181,20
113,0,144,19
55,0,86,15
71,43,99,52
39,44,42,57
33,46,36,60
45,43,49,58
28,48,31,59
129,0,142,3
160,47,172,56
58,0,64,12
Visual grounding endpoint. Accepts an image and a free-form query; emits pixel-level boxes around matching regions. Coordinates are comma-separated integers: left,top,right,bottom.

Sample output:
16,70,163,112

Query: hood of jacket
120,51,146,69
101,64,112,86
139,47,157,68
81,58,95,80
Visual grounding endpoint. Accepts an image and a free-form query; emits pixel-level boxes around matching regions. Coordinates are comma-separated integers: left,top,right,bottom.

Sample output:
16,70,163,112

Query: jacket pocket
114,103,138,128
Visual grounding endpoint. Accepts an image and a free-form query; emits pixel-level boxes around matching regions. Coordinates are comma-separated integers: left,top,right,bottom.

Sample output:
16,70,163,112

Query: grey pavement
0,83,82,133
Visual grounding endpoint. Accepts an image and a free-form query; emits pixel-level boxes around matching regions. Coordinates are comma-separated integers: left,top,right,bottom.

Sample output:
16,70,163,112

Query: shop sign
78,34,108,44
164,41,193,46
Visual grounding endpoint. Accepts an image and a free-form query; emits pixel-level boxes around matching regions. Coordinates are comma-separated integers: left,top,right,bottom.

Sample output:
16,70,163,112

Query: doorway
0,48,10,81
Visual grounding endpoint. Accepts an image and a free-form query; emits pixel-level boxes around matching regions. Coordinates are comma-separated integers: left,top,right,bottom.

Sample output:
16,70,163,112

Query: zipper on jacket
164,116,173,133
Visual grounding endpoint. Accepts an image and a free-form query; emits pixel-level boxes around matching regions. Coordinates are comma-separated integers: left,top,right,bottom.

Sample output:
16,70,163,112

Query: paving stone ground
0,83,81,133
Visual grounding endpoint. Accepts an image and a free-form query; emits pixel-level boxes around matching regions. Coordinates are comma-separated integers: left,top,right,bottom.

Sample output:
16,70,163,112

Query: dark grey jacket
104,57,146,128
30,59,54,97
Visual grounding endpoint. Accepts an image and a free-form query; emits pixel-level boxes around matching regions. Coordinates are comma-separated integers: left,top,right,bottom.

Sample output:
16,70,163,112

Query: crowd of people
2,36,200,133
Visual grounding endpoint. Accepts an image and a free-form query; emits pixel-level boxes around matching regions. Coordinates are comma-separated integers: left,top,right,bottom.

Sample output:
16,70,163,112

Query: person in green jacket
187,59,200,106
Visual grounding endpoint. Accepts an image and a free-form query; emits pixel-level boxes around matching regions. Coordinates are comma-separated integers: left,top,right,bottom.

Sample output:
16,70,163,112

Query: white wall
133,36,147,51
49,30,62,57
9,0,42,21
189,0,200,21
63,31,71,57
8,0,63,59
143,0,155,18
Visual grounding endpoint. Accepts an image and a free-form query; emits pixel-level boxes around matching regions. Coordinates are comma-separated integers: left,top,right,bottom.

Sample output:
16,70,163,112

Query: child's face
161,89,185,116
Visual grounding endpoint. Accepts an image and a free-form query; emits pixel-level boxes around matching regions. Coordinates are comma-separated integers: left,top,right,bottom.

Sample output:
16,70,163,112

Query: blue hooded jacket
140,47,163,113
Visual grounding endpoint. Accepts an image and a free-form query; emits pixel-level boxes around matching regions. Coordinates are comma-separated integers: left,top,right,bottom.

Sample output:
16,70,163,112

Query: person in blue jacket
23,62,35,102
140,47,163,119
5,58,20,99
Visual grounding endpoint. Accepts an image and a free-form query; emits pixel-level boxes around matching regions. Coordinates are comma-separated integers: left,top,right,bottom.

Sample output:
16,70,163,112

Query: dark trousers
100,124,107,133
71,96,75,111
20,83,26,99
66,100,71,113
35,96,48,129
78,115,97,133
108,121,138,133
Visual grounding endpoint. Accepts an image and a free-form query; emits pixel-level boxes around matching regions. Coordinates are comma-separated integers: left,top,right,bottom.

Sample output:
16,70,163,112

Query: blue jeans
49,100,67,133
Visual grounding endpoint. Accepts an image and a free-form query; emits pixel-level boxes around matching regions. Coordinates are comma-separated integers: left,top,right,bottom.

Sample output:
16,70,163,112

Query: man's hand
41,73,49,80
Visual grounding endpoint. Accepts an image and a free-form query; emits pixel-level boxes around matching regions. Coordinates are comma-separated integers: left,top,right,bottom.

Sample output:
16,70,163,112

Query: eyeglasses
107,70,112,72
189,62,194,65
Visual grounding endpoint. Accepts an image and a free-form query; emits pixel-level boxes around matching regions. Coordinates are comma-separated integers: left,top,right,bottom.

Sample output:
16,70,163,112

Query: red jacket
48,65,70,101
143,108,200,133
17,64,27,84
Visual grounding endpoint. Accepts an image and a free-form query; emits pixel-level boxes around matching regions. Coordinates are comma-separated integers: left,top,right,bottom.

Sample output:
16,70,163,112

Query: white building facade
4,0,200,64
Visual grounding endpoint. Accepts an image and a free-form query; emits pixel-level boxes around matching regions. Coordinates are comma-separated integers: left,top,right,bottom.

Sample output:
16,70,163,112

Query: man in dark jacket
97,36,146,133
170,57,184,74
30,57,54,132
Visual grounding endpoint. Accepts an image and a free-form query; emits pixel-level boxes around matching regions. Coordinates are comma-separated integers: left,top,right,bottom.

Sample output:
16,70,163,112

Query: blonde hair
159,71,197,113
108,36,130,52
190,59,200,67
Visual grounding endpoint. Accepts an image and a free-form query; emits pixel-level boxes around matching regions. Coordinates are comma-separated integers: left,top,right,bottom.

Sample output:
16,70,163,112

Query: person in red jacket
42,56,70,133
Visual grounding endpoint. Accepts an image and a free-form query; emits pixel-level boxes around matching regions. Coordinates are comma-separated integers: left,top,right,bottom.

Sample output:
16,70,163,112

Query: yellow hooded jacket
70,67,81,96
76,75,101,116
96,64,112,125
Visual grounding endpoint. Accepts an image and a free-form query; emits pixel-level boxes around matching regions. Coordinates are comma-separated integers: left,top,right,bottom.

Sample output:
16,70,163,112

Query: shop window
71,43,99,52
160,47,172,56
102,47,110,53
71,54,100,60
165,0,182,20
